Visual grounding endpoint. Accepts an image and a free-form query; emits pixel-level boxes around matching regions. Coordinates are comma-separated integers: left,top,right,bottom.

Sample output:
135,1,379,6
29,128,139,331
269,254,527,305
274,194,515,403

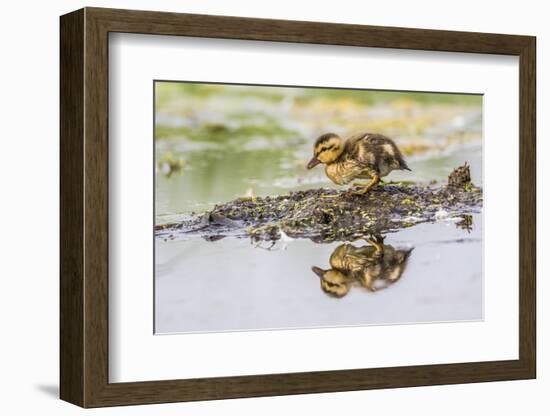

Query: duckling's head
312,266,350,297
307,133,344,169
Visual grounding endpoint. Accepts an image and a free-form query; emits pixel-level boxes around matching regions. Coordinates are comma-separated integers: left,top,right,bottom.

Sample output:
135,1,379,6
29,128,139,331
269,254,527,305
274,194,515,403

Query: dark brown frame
60,7,536,408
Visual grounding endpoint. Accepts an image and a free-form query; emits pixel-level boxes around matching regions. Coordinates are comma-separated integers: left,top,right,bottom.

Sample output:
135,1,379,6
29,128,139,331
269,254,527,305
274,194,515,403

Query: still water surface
155,214,482,333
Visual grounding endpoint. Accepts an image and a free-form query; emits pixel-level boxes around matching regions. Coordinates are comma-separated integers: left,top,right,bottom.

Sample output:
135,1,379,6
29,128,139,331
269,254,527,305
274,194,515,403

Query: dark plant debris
156,164,482,243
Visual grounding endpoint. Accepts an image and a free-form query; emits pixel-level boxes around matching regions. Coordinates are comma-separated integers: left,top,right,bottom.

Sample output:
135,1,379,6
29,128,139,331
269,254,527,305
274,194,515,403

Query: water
154,83,483,334
155,213,482,333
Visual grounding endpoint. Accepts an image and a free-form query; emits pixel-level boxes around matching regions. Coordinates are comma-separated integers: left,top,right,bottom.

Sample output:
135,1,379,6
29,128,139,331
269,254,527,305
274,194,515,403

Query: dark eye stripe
318,145,335,153
315,144,337,157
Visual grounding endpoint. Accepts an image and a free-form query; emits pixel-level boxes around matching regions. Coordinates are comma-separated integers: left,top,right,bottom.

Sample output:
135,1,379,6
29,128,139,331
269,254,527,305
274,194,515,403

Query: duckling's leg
353,175,380,195
367,237,384,257
361,271,377,292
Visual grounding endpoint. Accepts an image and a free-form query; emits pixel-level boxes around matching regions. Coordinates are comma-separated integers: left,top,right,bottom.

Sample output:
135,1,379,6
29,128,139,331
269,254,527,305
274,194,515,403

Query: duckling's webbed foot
352,188,369,195
352,175,380,195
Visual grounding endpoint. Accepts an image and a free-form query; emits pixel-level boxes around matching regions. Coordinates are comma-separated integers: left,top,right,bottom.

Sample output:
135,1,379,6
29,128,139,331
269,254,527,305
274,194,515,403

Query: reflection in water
312,236,413,297
155,214,482,333
456,214,473,233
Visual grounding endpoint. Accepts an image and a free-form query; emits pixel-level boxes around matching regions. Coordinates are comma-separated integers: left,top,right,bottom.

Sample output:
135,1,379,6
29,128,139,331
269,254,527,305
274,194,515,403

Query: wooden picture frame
60,7,536,408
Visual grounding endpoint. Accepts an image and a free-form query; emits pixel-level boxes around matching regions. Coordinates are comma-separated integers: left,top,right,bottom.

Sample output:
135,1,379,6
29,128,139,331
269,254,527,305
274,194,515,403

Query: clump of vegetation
156,165,483,243
447,162,472,190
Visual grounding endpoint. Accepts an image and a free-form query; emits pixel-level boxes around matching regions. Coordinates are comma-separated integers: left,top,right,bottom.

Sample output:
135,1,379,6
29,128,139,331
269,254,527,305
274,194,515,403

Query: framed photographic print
60,7,536,408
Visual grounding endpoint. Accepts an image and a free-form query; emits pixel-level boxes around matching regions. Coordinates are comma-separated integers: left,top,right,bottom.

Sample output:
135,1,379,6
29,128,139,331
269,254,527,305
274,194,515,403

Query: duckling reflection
311,237,413,298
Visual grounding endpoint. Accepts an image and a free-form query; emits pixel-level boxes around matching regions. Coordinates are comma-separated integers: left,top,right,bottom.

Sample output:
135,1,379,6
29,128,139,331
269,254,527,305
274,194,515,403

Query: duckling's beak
307,157,320,169
311,266,325,278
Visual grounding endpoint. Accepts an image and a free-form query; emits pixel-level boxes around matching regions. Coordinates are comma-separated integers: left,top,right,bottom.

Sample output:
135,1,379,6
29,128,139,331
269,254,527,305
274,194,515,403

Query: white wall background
0,0,545,414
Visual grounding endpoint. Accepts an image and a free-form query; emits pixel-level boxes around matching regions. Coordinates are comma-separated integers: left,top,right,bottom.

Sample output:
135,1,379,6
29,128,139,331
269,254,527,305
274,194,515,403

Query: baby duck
307,132,411,194
311,237,413,298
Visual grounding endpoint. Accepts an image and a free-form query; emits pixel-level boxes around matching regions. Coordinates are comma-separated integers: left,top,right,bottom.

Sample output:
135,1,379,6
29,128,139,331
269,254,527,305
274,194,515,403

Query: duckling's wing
345,133,390,167
342,133,370,162
344,133,412,173
362,133,389,146
344,132,380,152
343,252,370,269
361,133,411,171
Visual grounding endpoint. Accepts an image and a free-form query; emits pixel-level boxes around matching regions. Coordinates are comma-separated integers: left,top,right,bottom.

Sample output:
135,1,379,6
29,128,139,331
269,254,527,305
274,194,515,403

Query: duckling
311,237,413,297
307,132,411,194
